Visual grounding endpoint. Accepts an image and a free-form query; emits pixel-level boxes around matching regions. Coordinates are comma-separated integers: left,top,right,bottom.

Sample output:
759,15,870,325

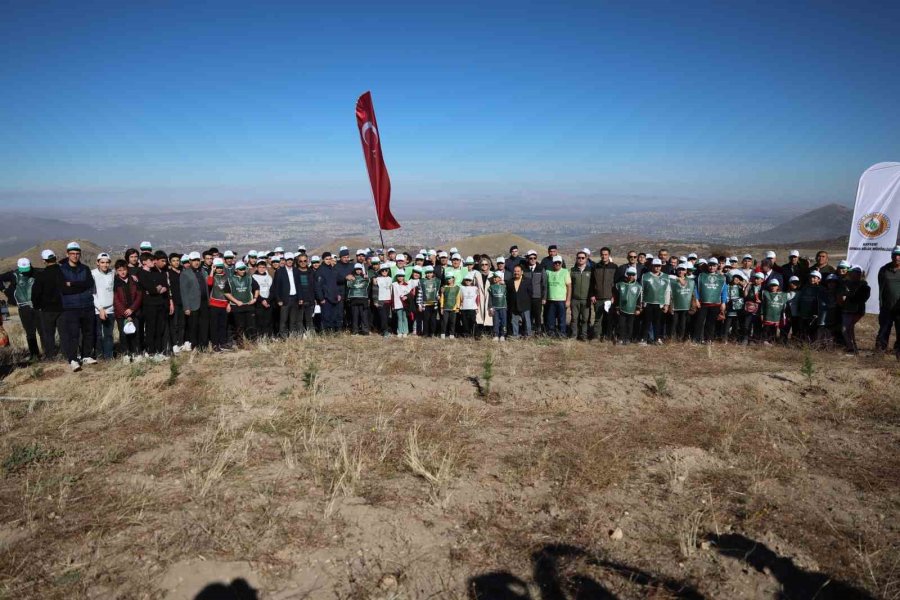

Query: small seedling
480,352,494,397
654,372,670,397
303,362,320,391
800,345,815,386
28,364,44,380
128,363,147,379
166,357,180,386
3,442,63,474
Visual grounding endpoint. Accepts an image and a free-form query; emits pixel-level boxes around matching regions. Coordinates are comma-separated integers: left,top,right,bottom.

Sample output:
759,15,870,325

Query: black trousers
19,305,41,358
185,305,210,349
617,313,635,342
349,299,369,333
143,302,168,354
255,302,273,337
210,306,229,348
460,309,476,337
671,311,689,341
693,305,719,342
232,306,255,341
530,297,543,334
641,304,664,342
38,309,61,359
377,303,391,335
298,303,315,334
279,298,300,336
169,308,185,348
60,307,94,362
116,318,140,356
441,311,457,336
593,301,614,339
423,306,439,336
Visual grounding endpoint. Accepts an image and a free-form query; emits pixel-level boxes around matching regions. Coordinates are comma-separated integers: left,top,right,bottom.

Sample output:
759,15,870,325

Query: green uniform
696,273,726,305
545,268,571,302
641,272,670,305
390,265,413,280
670,278,694,311
488,282,507,309
13,272,35,307
441,285,460,311
420,278,440,306
761,290,786,324
210,274,230,302
229,273,254,304
615,281,642,314
726,284,744,316
347,275,369,299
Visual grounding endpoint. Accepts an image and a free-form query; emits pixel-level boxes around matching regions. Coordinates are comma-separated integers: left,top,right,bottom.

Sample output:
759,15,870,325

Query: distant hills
0,239,108,274
752,203,853,244
445,233,545,259
0,214,143,257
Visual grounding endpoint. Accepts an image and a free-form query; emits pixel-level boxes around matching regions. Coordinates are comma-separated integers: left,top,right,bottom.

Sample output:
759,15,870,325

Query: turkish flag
355,91,400,231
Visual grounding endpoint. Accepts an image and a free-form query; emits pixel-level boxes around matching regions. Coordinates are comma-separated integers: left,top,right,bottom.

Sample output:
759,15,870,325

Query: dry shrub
404,424,460,506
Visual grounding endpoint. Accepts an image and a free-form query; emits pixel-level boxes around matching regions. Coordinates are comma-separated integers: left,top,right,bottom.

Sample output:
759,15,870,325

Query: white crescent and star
360,121,379,148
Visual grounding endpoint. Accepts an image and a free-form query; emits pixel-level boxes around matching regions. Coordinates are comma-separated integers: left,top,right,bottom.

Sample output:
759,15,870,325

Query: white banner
847,162,900,314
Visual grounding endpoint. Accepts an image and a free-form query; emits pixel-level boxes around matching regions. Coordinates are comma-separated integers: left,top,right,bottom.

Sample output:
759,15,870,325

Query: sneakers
638,341,648,346
81,357,98,365
440,334,446,339
449,334,455,339
500,337,507,342
182,341,192,351
493,337,499,341
172,345,182,354
70,360,82,372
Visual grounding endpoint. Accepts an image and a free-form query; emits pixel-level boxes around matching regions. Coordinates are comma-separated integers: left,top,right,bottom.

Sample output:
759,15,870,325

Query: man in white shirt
91,253,115,359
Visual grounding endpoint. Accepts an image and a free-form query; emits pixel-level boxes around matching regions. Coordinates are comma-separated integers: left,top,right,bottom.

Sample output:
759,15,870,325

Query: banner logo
857,212,891,239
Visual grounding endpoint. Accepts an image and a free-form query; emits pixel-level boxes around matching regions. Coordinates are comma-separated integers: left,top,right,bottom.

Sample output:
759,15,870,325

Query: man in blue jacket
58,242,98,371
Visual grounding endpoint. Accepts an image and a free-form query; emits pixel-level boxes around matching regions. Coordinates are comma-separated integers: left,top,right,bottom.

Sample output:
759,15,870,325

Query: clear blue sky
2,1,898,208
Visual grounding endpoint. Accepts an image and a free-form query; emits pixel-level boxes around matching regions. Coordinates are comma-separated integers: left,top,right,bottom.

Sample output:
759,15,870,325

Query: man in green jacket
640,258,671,345
569,251,592,341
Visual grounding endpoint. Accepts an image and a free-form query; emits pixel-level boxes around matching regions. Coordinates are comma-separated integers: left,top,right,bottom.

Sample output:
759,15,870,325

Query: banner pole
378,228,386,251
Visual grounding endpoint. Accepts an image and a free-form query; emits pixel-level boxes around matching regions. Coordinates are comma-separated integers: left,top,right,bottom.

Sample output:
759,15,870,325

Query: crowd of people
2,240,900,372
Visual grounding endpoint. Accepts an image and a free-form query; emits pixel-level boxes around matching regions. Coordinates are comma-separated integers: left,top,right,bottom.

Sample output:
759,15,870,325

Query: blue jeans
510,310,531,337
96,314,115,359
492,308,507,338
546,301,567,336
395,308,408,335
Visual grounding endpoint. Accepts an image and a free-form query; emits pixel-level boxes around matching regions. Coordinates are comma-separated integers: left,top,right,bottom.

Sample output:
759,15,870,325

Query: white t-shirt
460,285,478,310
392,282,412,309
375,276,393,302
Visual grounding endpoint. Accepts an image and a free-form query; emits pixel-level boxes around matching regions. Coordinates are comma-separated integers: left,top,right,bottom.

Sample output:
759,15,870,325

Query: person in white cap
615,250,644,283
273,252,301,336
793,270,825,343
346,263,370,334
487,270,508,340
543,255,571,337
692,254,727,344
540,245,565,271
781,250,806,285
57,242,98,371
180,251,208,350
639,257,670,345
875,246,900,354
569,250,593,341
612,266,642,344
669,263,694,342
0,258,41,359
139,241,153,253
31,248,64,359
91,252,116,359
458,272,479,337
739,254,754,281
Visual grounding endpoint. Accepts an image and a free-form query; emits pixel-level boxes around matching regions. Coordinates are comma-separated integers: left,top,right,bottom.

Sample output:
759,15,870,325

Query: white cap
384,261,395,269
809,270,822,279
789,250,800,258
765,251,776,259
41,249,55,260
415,253,424,260
626,266,637,275
297,245,306,252
743,254,753,260
97,252,111,261
789,275,800,282
17,258,31,270
730,256,738,262
450,247,459,254
284,252,295,260
396,254,407,262
676,262,689,270
213,257,225,267
387,247,396,253
552,256,563,263
678,256,687,262
730,271,745,280
496,256,505,263
698,258,708,265
688,253,698,259
838,260,850,268
274,246,285,253
493,271,504,278
223,250,235,258
651,258,662,266
428,249,437,255
356,249,366,256
248,250,258,257
353,262,364,270
66,241,81,251
463,272,474,280
464,256,474,264
451,253,462,260
708,257,719,265
582,247,591,255
339,245,348,252
189,251,202,260
753,271,765,279
139,241,152,249
424,265,434,272
438,251,448,258
180,254,190,262
412,266,424,274
235,261,247,270
526,249,537,256
310,255,321,262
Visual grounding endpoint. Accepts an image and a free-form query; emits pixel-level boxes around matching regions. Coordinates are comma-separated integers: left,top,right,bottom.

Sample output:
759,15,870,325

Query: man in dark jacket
57,242,97,371
589,246,618,340
521,250,545,334
272,253,302,336
137,251,172,357
180,251,209,350
876,246,900,353
505,245,525,273
539,245,566,270
31,249,63,359
615,251,644,283
781,250,808,285
506,263,533,337
316,252,343,333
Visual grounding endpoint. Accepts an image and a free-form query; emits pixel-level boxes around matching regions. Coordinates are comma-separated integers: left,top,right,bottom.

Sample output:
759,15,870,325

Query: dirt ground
0,324,897,599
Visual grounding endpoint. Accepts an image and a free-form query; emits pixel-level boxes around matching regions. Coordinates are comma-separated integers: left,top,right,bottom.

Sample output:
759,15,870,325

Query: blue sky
1,1,898,208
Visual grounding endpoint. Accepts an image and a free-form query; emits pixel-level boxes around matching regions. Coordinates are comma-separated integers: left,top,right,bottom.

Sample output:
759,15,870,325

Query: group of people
2,240,900,372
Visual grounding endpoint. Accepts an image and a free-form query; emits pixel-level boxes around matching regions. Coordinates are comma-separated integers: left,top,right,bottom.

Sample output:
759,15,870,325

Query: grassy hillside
0,331,896,598
0,239,108,274
446,232,545,259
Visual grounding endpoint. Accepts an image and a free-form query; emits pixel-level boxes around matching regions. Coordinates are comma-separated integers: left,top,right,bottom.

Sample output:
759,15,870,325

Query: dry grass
0,331,897,599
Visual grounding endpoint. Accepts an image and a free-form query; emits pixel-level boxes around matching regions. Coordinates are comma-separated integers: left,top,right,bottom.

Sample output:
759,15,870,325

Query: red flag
355,91,400,231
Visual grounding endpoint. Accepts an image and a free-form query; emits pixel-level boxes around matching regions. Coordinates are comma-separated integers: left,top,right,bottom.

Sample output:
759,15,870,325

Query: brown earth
0,327,897,599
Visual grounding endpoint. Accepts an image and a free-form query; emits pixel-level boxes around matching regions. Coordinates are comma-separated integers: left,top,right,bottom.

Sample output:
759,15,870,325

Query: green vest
762,290,786,323
641,273,669,305
347,275,369,299
390,265,413,280
697,273,725,304
441,285,460,310
546,268,570,302
210,274,229,301
727,284,744,313
229,273,253,303
670,278,694,311
615,281,642,314
488,283,507,309
421,278,440,304
13,272,35,307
